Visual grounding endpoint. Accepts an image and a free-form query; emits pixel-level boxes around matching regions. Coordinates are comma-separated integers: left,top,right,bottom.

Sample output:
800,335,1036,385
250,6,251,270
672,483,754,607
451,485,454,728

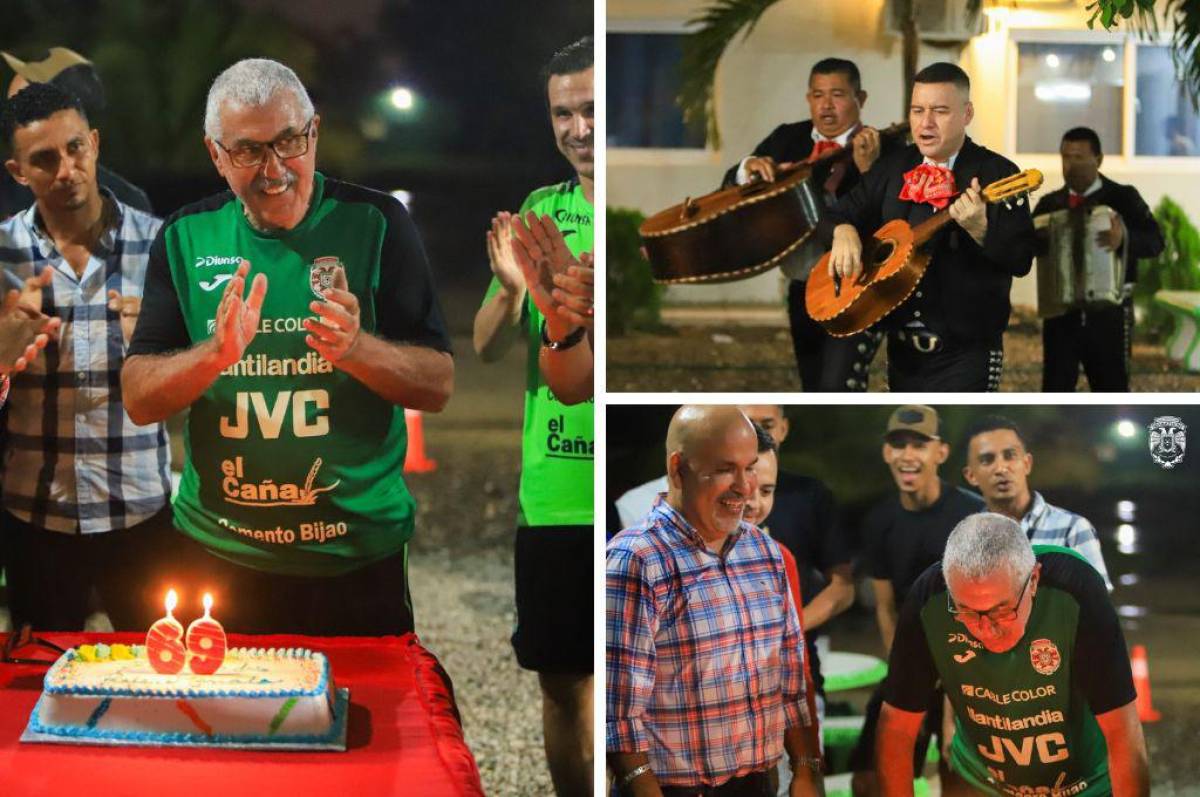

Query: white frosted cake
23,644,348,750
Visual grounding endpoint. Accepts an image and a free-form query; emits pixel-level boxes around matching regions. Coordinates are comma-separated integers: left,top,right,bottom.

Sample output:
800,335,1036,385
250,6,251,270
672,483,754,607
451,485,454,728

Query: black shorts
511,524,593,674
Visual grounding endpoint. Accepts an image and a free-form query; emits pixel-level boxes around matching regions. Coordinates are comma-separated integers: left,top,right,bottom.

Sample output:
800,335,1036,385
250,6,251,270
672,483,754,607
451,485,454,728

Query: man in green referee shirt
120,58,454,636
472,36,594,797
878,513,1148,797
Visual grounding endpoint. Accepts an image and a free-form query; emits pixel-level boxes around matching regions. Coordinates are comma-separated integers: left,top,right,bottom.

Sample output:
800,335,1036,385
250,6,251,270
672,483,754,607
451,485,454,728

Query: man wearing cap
878,513,1148,796
850,405,983,796
1,47,152,219
962,415,1111,590
607,405,824,796
0,81,170,631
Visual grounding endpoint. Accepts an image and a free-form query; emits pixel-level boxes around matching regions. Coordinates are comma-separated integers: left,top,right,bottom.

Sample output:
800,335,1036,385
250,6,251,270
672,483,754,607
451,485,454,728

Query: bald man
607,406,824,797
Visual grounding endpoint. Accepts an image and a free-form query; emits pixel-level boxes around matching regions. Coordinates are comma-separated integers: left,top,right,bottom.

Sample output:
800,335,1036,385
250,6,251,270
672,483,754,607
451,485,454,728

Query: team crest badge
1030,638,1061,676
1148,416,1186,469
309,256,343,300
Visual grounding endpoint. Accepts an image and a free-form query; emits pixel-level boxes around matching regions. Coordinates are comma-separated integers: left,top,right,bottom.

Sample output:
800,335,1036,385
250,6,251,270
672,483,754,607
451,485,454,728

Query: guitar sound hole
873,240,895,267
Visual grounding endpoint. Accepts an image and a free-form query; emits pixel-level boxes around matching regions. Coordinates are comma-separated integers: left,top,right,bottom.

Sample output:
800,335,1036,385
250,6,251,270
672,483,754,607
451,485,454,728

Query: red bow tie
899,163,956,209
808,139,843,163
1068,193,1085,209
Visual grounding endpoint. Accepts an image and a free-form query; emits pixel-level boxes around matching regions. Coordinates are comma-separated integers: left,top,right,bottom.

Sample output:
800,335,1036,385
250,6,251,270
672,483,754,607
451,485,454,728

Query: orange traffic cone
1130,645,1161,722
403,408,437,473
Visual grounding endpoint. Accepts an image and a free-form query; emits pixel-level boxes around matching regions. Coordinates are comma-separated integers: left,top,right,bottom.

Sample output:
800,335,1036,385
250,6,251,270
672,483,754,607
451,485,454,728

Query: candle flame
165,589,178,614
203,593,213,615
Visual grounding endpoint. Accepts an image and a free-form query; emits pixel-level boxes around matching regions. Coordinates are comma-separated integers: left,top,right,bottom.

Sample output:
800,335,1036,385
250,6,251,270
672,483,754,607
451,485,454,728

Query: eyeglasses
947,569,1033,627
215,117,314,168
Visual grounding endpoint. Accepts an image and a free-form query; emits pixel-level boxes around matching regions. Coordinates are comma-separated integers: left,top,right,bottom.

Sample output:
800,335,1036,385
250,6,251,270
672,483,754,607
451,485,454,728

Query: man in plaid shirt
962,415,1112,590
0,81,171,631
607,405,824,797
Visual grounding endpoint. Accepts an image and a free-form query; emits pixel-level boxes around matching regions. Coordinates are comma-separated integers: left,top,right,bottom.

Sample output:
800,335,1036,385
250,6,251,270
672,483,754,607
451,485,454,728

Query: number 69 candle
186,593,228,675
146,589,186,674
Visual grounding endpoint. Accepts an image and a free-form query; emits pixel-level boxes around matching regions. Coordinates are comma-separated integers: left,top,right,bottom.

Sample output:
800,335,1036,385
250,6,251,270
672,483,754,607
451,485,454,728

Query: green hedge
606,207,662,335
1135,196,1200,341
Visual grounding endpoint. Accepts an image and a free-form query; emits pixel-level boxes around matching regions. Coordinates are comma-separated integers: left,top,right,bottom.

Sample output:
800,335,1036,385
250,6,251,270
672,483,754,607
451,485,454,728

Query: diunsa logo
194,255,243,269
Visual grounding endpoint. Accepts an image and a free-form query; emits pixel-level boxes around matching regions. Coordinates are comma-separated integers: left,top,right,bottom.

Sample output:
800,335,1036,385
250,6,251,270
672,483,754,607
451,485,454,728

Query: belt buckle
911,330,942,354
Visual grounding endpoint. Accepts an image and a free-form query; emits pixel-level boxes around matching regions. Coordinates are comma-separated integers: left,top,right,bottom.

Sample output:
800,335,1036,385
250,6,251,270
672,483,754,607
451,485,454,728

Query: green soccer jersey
483,180,593,527
887,546,1136,797
131,173,451,576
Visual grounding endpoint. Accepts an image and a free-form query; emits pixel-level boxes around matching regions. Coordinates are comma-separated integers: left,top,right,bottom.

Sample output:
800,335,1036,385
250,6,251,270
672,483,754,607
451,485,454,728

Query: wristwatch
540,321,586,351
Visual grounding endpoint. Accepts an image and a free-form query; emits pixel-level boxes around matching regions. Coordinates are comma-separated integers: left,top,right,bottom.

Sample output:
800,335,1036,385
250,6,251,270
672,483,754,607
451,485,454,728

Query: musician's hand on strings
829,224,863,282
852,126,881,173
950,177,987,245
743,156,778,184
1096,211,1124,251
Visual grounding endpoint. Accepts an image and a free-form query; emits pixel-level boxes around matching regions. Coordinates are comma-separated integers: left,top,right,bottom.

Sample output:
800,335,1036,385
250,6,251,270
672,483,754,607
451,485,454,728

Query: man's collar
1021,491,1046,526
24,186,122,253
1068,176,1103,198
812,122,860,148
654,495,745,555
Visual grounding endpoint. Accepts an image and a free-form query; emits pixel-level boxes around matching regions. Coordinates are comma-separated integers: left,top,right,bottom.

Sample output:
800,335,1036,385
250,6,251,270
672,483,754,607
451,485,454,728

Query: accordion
1034,205,1126,319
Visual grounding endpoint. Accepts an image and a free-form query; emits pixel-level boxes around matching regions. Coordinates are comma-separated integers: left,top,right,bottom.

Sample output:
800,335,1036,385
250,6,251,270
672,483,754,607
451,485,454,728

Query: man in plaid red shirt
607,405,824,797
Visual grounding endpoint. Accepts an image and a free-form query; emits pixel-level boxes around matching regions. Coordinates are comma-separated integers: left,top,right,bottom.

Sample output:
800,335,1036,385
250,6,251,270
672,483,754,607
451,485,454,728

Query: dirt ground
608,308,1200,392
404,327,565,797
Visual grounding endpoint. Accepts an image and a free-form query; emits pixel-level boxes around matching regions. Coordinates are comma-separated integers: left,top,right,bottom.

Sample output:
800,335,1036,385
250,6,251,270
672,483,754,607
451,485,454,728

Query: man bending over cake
121,58,454,636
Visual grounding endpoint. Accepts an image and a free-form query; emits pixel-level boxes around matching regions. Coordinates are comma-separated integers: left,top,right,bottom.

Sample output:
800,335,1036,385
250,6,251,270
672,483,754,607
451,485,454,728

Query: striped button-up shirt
606,497,810,788
1021,491,1112,590
0,192,170,534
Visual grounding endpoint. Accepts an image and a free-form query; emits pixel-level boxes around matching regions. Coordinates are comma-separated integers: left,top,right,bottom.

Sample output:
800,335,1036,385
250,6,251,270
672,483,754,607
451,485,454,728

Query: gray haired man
878,513,1147,796
121,58,454,635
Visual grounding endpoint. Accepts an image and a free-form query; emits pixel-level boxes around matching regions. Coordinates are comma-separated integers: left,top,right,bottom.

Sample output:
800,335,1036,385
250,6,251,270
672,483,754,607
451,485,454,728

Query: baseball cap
2,47,106,114
2,48,91,84
885,405,940,440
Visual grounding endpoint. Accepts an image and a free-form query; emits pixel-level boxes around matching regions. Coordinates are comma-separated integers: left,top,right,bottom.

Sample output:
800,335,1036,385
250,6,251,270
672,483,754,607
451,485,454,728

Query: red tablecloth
0,632,484,797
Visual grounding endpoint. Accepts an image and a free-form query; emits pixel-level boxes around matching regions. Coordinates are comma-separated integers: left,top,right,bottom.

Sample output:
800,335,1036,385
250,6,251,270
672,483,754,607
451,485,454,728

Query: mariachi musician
820,62,1035,392
722,58,900,392
1033,127,1164,392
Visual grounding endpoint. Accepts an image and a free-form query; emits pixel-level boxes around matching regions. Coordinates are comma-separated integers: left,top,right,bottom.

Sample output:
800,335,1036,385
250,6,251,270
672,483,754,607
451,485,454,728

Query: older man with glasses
121,58,454,636
877,513,1148,797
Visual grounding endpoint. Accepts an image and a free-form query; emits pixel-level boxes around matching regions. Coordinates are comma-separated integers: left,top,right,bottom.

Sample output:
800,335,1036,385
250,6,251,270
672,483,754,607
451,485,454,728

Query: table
0,632,484,797
821,650,887,693
1154,290,1200,372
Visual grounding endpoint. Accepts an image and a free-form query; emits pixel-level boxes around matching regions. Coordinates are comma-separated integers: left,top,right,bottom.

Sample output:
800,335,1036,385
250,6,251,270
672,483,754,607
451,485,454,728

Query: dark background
2,0,592,330
608,404,1200,587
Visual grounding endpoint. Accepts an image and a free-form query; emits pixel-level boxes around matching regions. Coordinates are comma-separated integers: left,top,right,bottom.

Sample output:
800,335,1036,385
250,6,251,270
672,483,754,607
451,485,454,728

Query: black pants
787,280,882,392
658,770,774,796
153,529,416,636
887,330,1003,392
848,683,942,773
1042,298,1132,392
4,505,175,632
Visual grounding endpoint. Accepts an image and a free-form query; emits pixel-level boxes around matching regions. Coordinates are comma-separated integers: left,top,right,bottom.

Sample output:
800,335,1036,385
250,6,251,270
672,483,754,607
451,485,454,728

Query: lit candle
186,593,227,675
146,589,186,674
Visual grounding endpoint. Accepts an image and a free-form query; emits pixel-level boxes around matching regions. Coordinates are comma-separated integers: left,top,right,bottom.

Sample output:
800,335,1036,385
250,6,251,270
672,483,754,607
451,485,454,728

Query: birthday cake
23,643,348,750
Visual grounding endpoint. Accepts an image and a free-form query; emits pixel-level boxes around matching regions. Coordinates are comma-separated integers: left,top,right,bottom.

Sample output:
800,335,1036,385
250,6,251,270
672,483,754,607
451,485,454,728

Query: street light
389,87,415,111
1116,419,1137,439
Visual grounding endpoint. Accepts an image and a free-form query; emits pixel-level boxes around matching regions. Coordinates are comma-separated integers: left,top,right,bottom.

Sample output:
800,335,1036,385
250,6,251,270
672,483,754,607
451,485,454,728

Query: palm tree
677,0,1200,148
